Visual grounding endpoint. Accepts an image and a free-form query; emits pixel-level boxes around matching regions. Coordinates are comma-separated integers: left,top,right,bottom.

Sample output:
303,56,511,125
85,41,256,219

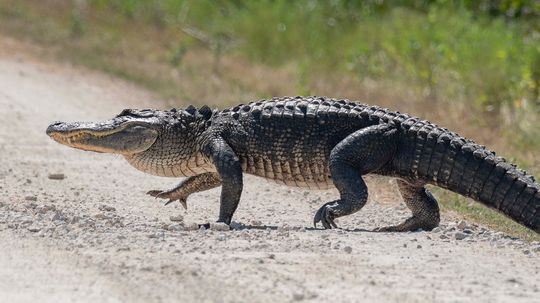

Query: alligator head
46,106,212,157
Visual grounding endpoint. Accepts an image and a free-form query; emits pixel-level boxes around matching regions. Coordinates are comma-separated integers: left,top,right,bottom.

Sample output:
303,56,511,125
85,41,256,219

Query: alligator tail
434,136,540,233
398,118,540,233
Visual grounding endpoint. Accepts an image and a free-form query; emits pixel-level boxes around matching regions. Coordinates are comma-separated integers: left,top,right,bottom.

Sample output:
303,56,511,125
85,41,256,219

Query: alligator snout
46,121,66,135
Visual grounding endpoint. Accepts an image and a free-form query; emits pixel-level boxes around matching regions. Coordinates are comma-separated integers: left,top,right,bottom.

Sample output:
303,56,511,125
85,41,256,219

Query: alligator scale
46,96,540,233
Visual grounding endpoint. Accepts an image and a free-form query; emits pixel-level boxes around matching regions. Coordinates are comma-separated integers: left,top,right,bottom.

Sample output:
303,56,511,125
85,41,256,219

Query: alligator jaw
46,120,158,154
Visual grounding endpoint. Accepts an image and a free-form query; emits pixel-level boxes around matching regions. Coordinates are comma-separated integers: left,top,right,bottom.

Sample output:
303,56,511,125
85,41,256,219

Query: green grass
434,189,540,242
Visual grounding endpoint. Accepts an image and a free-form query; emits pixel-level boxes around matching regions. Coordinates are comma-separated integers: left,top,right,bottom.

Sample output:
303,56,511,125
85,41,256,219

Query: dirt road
0,37,539,303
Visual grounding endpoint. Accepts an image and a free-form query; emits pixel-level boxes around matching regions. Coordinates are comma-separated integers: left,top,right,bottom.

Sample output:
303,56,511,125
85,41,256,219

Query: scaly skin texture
46,96,540,233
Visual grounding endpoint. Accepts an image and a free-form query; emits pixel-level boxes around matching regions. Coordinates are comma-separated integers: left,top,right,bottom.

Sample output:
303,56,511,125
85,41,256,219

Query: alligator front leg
202,136,243,225
147,172,222,209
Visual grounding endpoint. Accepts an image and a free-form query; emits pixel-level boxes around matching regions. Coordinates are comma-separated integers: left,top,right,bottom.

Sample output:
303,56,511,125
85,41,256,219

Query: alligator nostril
46,121,65,134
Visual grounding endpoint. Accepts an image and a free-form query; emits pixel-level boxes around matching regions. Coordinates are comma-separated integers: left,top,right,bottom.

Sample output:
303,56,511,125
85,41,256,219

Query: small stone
455,232,468,240
78,218,95,228
169,215,184,222
277,224,291,232
292,293,304,301
210,222,230,231
251,220,263,226
98,204,116,212
147,232,163,239
462,229,474,235
185,223,199,231
24,196,37,201
439,234,448,239
20,217,33,225
457,220,468,230
94,213,107,220
48,173,65,180
172,224,186,231
25,202,37,209
523,250,530,255
27,225,41,232
229,221,244,230
532,245,540,252
506,278,520,284
216,233,226,241
417,245,422,249
344,246,353,254
35,204,55,214
51,212,66,221
444,226,456,233
431,227,442,233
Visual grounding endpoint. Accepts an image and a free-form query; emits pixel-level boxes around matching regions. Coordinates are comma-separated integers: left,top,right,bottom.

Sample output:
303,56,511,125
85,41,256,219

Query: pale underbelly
127,154,335,189
241,158,334,189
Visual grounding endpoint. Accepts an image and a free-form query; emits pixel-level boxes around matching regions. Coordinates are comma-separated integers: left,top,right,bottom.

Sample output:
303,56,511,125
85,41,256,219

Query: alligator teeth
56,132,89,145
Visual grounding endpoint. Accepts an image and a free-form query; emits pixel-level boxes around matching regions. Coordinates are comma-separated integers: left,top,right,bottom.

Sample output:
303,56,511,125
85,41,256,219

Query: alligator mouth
46,121,159,154
48,131,101,145
47,123,129,144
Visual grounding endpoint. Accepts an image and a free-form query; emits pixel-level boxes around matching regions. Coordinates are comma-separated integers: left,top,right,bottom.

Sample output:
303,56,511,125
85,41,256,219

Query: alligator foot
146,189,188,209
373,216,438,232
375,181,440,232
314,202,339,229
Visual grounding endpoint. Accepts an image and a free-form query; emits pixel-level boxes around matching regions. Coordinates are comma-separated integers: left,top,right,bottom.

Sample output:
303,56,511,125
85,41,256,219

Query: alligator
46,96,540,233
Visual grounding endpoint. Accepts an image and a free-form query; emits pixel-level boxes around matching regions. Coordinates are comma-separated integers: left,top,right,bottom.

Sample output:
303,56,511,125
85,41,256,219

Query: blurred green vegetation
81,0,540,112
3,1,540,111
2,1,540,113
1,0,539,238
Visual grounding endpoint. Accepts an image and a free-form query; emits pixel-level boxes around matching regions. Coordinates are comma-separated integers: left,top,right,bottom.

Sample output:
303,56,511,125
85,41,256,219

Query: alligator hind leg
375,179,440,232
314,124,398,229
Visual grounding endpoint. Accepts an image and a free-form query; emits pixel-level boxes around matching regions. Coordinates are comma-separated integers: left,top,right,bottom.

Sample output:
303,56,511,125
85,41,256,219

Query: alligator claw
146,190,162,197
171,198,188,209
313,202,338,229
146,190,188,209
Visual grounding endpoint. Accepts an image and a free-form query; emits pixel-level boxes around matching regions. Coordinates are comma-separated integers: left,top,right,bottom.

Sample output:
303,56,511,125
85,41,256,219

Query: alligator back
218,97,386,188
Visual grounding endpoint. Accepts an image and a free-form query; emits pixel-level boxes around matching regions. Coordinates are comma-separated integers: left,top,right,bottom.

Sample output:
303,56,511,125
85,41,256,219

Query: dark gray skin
46,96,540,233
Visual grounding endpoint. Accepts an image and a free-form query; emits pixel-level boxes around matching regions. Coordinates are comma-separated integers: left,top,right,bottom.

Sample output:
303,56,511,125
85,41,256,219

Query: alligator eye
117,109,154,118
117,109,132,117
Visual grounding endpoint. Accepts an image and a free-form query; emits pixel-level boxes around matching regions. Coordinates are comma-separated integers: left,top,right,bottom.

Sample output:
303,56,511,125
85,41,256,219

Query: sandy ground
0,36,539,303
